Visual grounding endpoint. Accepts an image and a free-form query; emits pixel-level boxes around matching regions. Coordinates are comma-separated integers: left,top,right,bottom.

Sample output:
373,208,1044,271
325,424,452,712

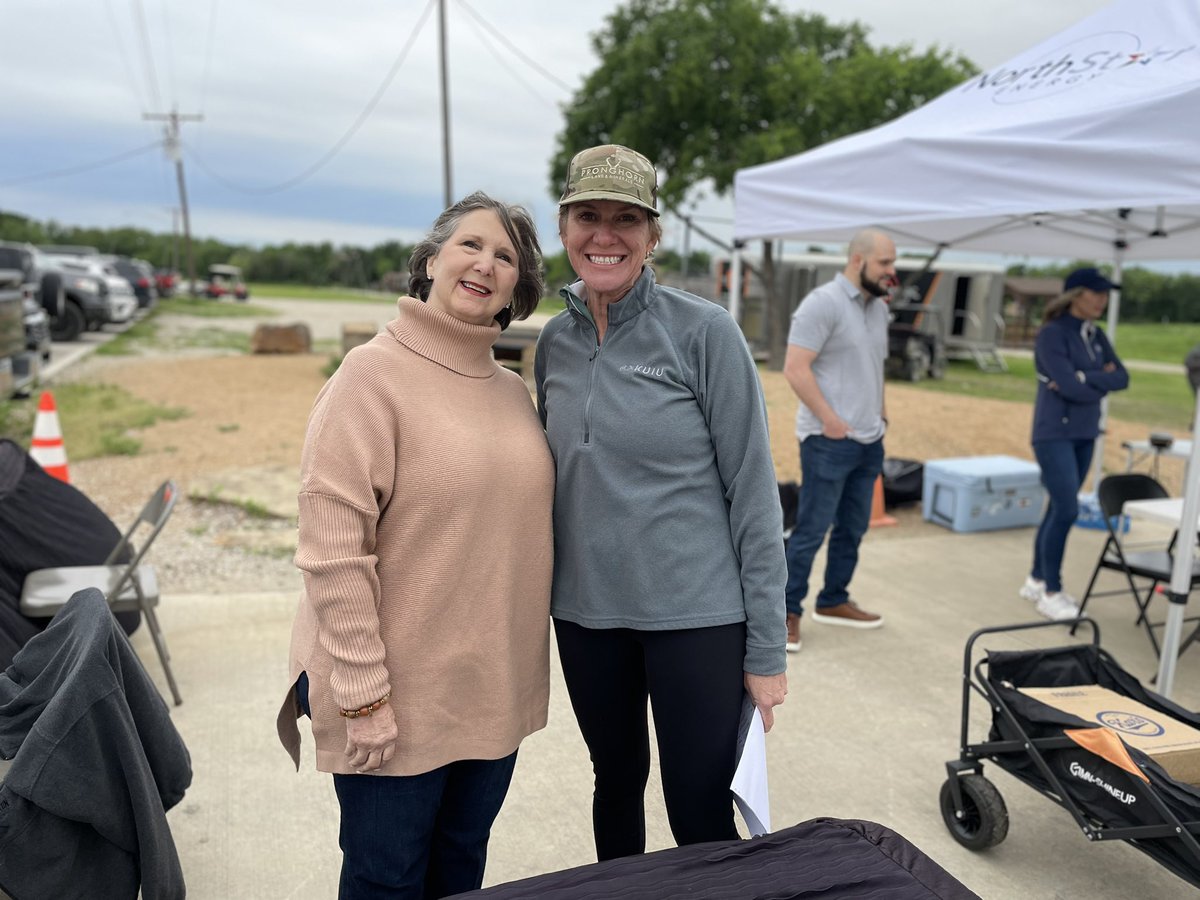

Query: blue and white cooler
922,455,1045,533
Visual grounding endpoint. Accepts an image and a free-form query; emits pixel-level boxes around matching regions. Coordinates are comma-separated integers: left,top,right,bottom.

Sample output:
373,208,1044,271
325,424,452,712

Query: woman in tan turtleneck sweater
277,192,553,899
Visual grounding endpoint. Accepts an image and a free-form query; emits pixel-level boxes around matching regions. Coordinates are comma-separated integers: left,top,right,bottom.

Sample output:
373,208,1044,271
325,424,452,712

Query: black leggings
553,618,746,860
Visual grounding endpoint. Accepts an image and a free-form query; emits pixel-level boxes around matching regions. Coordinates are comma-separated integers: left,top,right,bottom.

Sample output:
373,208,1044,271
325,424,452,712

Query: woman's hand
344,704,398,773
744,671,788,733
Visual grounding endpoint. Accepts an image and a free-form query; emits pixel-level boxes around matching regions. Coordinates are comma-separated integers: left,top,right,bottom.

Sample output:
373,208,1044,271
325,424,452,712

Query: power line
456,4,557,108
0,141,163,187
199,0,220,115
454,0,575,94
187,0,439,195
158,0,179,107
130,0,164,111
103,0,150,111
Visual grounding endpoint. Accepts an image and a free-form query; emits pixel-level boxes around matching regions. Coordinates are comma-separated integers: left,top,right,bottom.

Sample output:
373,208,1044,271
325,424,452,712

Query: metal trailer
941,619,1200,890
714,252,1009,379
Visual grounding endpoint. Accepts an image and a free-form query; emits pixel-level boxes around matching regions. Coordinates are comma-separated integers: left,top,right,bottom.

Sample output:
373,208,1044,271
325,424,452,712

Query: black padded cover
463,817,980,899
0,439,138,668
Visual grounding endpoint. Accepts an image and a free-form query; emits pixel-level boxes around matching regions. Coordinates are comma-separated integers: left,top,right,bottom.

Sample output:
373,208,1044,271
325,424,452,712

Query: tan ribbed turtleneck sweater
278,296,554,776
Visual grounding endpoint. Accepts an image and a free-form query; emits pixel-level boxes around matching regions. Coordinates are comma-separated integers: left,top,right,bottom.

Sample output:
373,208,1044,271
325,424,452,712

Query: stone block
341,321,379,356
251,323,312,354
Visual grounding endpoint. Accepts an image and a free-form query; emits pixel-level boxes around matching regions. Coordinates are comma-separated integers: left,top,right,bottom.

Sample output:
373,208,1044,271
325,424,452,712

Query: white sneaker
1036,590,1080,621
1019,576,1045,603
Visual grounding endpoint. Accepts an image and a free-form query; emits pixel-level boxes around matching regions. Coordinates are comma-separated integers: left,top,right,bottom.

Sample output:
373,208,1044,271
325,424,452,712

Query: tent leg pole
1157,387,1200,696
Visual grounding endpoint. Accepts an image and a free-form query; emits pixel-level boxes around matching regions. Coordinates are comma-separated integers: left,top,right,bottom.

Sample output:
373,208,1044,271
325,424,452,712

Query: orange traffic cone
868,475,896,528
29,390,70,483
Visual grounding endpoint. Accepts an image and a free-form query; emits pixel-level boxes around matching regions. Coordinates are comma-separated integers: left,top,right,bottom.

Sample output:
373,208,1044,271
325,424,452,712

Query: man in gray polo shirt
782,229,895,652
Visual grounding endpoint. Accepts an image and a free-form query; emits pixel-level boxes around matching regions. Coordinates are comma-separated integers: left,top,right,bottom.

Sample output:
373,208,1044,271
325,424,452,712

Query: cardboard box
922,455,1045,533
1021,684,1200,785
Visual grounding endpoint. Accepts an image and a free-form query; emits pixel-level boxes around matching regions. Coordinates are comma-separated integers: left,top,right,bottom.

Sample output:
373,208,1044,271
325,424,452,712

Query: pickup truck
35,247,137,339
0,267,40,398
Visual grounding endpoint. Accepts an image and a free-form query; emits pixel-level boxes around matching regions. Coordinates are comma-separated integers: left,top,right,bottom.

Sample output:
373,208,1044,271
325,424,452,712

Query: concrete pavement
140,513,1200,899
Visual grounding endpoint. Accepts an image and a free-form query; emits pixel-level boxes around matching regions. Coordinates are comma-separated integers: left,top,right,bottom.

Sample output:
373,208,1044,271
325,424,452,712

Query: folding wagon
941,619,1200,888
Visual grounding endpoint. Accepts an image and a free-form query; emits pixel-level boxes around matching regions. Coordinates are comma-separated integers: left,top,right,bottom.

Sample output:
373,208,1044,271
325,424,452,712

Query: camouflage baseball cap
558,144,660,216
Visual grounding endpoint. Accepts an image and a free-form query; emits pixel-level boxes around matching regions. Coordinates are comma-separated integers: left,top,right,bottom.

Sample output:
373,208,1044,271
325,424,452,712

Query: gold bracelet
339,692,391,719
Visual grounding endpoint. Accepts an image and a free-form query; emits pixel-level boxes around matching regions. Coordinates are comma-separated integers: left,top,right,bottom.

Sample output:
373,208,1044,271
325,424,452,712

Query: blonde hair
1042,286,1088,323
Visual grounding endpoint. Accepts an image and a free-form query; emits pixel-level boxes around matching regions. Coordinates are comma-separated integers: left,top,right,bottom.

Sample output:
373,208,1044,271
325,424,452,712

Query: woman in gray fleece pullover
536,144,787,860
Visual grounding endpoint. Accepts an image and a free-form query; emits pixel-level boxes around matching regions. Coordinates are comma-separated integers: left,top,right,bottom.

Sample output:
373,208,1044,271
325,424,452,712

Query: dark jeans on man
553,619,745,861
295,672,517,900
1031,438,1094,593
784,435,885,617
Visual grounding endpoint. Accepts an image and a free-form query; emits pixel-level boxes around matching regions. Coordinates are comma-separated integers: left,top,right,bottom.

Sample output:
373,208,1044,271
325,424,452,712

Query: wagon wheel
939,774,1009,850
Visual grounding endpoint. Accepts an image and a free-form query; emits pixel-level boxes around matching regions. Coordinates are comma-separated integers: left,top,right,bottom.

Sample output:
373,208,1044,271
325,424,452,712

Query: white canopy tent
733,0,1200,695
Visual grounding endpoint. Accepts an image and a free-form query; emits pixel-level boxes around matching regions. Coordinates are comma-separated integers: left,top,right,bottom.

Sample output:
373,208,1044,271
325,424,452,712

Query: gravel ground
45,300,1185,596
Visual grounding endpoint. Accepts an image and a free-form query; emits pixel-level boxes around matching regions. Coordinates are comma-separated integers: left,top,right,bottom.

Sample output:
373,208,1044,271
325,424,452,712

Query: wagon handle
957,618,1101,756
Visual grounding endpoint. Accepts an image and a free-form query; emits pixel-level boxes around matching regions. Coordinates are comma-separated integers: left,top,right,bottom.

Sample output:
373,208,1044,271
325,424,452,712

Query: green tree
544,250,577,291
550,0,976,365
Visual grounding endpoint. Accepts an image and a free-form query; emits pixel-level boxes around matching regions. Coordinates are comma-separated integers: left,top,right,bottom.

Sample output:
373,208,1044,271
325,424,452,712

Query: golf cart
206,264,249,301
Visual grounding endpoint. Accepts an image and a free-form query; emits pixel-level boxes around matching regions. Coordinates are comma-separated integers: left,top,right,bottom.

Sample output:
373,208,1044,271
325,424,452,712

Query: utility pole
170,207,180,273
438,0,452,207
144,108,203,295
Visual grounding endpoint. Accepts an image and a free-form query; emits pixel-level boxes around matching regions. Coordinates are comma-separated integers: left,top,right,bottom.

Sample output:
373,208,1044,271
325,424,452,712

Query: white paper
731,698,771,836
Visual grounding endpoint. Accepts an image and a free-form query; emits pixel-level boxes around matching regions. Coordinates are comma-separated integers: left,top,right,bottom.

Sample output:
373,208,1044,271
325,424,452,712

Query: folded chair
1074,473,1200,658
19,480,181,705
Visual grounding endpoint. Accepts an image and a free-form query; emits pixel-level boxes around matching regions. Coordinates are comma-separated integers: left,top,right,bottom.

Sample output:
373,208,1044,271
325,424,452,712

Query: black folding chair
1074,473,1200,658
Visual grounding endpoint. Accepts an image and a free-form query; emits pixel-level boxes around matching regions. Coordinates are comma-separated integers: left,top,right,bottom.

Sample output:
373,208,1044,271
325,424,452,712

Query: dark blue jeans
785,435,884,617
295,674,517,899
1032,438,1094,593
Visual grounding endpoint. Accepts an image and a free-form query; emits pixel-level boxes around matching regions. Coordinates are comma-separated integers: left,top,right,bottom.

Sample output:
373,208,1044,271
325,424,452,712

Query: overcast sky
2,0,1115,257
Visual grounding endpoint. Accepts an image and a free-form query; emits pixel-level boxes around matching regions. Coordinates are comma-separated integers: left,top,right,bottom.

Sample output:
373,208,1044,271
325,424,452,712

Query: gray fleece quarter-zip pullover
534,267,787,676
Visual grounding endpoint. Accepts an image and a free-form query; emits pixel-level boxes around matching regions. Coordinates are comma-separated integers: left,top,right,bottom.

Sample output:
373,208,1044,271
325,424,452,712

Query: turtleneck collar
386,296,501,378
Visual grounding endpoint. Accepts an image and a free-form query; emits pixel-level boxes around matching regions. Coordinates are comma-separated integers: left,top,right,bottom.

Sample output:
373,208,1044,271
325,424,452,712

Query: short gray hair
408,191,545,326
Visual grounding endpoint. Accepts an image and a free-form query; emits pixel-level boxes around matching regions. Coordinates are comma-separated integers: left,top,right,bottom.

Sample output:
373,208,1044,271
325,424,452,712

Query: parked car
0,267,40,398
23,294,51,362
206,264,249,300
37,248,138,338
0,241,64,323
155,268,179,298
105,256,158,309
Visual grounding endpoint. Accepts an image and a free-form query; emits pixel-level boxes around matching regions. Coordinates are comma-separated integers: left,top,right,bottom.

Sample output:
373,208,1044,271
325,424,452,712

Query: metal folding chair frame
19,480,181,705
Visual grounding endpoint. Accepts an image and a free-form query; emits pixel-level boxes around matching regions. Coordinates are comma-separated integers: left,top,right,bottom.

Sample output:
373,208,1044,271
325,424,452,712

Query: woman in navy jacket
1021,267,1129,620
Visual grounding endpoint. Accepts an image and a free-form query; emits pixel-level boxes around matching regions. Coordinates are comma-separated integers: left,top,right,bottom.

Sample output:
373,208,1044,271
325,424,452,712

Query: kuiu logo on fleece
619,363,665,378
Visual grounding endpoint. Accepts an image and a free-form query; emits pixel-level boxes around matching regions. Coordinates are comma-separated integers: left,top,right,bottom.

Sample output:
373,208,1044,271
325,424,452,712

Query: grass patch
96,318,160,356
0,383,188,459
904,355,1194,432
158,297,278,318
174,328,251,353
191,487,280,519
249,283,395,303
1104,322,1200,366
217,423,240,433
